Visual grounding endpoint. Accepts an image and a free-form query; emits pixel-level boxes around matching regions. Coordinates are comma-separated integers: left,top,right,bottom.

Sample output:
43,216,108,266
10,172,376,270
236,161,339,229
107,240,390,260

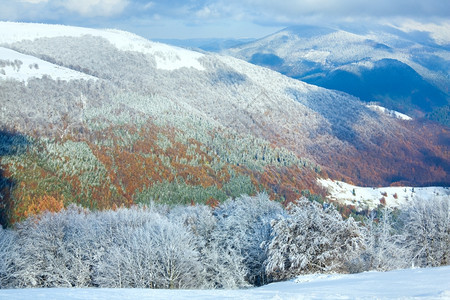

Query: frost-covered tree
5,206,95,288
213,193,285,285
356,208,410,272
266,198,364,280
169,203,250,289
152,218,203,289
400,197,449,267
0,226,16,288
93,212,160,288
94,215,202,289
91,206,204,289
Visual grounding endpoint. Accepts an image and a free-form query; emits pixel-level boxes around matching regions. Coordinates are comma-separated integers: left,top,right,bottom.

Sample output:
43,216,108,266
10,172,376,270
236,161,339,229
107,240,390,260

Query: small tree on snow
4,206,95,288
400,197,449,267
358,208,410,272
213,193,285,286
265,198,364,280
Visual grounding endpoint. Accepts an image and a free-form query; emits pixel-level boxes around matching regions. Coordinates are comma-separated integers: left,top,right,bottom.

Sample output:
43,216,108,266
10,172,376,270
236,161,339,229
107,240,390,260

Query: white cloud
143,2,154,10
126,0,449,30
195,5,224,19
2,0,450,39
19,0,48,3
59,0,129,17
240,0,450,18
392,20,450,45
4,0,129,20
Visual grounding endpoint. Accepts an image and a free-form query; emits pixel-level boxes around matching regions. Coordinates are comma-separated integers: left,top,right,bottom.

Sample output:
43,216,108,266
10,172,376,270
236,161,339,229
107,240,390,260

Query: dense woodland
0,194,448,289
0,74,325,225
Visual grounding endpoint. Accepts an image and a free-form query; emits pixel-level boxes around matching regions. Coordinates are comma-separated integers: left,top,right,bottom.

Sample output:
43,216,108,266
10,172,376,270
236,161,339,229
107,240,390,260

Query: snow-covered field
318,178,450,209
0,47,96,82
1,266,449,299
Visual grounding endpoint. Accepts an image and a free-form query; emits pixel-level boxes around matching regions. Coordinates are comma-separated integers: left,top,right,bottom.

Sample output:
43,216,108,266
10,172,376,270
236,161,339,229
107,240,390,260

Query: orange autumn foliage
22,195,64,219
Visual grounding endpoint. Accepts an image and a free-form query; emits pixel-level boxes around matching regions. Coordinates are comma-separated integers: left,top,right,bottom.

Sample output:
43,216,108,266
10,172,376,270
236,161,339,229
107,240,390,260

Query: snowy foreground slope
1,266,449,300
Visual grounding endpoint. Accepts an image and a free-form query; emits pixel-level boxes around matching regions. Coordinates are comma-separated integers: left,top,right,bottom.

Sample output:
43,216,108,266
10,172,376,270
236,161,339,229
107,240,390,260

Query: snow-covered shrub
355,208,410,272
5,194,447,290
265,198,364,280
213,193,285,286
0,227,16,288
170,198,265,288
400,197,449,267
5,205,95,288
94,213,202,289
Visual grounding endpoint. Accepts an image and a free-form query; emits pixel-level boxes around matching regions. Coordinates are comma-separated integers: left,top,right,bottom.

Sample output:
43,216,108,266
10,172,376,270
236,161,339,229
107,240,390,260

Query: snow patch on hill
101,29,205,71
0,47,96,82
0,22,205,71
367,104,412,120
318,178,449,209
302,50,330,64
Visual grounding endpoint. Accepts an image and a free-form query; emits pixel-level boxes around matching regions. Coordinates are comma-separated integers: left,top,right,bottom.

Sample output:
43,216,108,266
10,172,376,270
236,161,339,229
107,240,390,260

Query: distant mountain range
223,24,450,126
0,22,448,225
154,38,256,52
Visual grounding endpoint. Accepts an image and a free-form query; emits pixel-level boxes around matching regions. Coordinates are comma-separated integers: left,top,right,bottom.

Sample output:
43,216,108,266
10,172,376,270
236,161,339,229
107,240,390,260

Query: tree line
0,194,448,289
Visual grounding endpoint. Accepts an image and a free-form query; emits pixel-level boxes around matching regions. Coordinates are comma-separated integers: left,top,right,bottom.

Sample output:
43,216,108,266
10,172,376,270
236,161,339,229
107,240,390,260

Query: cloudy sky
1,0,449,39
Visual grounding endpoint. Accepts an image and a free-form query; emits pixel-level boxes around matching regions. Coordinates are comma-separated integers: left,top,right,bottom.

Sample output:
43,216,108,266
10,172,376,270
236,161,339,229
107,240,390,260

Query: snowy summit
0,22,205,72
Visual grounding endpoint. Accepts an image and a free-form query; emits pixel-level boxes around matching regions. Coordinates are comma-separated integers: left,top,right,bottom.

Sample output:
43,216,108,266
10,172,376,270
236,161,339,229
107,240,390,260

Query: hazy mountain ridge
154,38,256,52
0,22,448,224
224,24,450,125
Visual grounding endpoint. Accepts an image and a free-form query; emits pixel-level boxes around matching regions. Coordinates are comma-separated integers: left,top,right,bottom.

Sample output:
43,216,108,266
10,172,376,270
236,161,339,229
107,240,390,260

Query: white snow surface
1,266,449,299
0,22,205,71
0,47,96,82
367,104,412,121
318,178,450,209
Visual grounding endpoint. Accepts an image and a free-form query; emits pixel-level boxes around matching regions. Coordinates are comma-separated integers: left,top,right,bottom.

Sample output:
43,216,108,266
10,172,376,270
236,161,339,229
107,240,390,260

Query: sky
0,0,449,39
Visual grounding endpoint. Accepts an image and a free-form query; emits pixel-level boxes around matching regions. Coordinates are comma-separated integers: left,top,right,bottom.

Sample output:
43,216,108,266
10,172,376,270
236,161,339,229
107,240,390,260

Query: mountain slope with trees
225,24,450,126
0,22,449,225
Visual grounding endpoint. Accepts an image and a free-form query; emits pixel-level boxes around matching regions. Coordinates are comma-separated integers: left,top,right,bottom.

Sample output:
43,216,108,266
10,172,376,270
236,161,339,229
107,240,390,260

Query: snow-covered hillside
0,266,449,299
0,21,204,71
0,47,96,82
318,178,450,209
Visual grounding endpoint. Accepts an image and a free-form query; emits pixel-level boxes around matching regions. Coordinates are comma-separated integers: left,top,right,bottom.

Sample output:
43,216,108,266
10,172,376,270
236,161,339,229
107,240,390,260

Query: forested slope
0,22,448,225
